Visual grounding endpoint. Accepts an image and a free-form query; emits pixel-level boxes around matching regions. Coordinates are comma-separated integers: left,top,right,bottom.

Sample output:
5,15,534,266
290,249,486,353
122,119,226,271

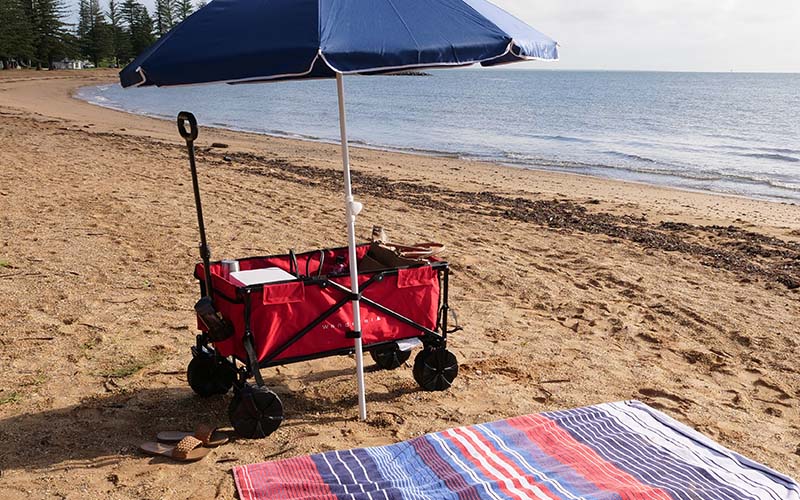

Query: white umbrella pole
336,73,367,422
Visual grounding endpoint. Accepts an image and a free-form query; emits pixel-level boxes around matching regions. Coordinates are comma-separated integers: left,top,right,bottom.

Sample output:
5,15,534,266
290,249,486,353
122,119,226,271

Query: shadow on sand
0,364,417,472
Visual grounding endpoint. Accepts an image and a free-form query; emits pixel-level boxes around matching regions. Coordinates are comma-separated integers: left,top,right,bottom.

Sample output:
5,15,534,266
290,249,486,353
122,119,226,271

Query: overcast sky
119,0,800,73
504,0,800,72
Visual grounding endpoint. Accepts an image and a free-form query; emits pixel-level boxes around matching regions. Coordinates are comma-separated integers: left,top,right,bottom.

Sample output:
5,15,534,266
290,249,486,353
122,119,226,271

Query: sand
0,69,798,499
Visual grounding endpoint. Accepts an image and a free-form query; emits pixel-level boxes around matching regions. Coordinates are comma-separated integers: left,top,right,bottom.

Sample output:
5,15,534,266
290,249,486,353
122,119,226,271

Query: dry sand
0,69,798,499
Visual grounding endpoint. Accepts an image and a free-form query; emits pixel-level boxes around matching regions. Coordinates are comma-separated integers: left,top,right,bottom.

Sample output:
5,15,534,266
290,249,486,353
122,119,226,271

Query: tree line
0,0,206,69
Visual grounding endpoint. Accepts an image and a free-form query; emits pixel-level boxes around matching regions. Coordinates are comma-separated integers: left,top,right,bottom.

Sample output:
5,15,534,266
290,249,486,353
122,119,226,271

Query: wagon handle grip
177,111,198,142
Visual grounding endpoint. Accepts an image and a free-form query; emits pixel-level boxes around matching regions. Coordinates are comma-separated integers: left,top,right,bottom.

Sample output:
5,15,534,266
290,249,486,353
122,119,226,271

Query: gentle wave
714,143,800,155
498,151,800,194
701,132,754,142
767,147,800,155
501,153,721,181
722,172,800,193
522,133,593,144
602,150,659,164
739,153,800,163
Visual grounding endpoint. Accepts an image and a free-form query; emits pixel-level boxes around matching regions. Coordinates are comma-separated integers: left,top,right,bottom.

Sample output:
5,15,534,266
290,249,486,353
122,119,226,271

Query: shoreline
76,81,800,212
1,69,799,498
74,77,800,207
78,85,800,208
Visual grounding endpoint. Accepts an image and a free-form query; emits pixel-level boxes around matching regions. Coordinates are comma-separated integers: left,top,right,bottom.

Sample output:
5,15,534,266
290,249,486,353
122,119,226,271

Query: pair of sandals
140,424,229,462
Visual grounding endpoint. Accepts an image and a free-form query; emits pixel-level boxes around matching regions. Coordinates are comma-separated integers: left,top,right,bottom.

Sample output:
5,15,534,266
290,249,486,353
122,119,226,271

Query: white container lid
229,267,297,286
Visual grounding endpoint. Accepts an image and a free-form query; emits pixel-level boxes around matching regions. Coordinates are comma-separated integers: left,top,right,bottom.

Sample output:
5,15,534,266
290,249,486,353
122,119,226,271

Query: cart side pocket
262,281,305,305
396,266,437,289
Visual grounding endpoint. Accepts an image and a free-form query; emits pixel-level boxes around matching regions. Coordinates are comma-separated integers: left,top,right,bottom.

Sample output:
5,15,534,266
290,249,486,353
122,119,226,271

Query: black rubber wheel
370,344,412,370
187,354,235,398
413,348,458,391
228,384,284,439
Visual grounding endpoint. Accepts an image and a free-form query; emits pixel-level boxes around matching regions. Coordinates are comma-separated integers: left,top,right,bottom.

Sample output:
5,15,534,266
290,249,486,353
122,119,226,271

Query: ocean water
77,70,800,202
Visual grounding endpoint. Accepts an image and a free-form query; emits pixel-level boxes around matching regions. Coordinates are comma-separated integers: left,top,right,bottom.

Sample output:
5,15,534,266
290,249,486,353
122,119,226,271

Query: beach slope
0,70,798,499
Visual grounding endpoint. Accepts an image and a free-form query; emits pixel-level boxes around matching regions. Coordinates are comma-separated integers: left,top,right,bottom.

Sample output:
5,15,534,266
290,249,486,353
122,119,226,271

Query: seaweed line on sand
228,152,800,290
64,127,800,290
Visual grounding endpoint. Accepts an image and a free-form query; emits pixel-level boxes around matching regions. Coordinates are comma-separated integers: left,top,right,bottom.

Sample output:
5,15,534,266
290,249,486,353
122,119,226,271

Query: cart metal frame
193,252,456,387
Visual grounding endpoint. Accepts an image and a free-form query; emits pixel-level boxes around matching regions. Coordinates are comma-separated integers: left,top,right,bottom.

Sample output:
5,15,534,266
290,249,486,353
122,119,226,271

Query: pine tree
77,0,90,44
120,0,137,28
30,0,72,68
78,0,112,66
107,0,130,66
20,0,37,66
122,0,154,57
154,0,174,35
175,0,192,22
0,0,35,68
195,0,206,9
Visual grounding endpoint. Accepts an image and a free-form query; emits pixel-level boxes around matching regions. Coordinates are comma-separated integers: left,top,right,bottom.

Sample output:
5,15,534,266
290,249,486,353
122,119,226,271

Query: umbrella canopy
119,0,557,423
120,0,557,88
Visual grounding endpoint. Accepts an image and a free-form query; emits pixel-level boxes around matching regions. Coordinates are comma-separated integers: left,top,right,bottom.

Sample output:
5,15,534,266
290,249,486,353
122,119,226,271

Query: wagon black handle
177,111,198,141
178,110,212,304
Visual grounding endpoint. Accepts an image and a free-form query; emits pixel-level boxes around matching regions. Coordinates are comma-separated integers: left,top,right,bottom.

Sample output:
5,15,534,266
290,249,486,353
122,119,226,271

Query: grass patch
82,336,102,351
20,370,47,387
32,371,47,386
105,359,150,378
80,336,103,360
102,352,165,379
0,391,21,405
0,259,10,268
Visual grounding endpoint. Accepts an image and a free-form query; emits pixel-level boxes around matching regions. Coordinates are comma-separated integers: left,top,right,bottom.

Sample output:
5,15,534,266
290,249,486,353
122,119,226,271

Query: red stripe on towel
506,414,672,500
233,456,337,500
451,426,561,499
411,434,484,500
444,427,555,499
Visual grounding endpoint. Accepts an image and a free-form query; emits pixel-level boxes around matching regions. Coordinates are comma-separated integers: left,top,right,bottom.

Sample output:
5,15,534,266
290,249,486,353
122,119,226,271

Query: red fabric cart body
195,244,441,365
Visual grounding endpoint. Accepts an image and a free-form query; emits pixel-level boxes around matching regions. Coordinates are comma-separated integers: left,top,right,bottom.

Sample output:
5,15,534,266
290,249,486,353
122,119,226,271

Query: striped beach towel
233,400,799,499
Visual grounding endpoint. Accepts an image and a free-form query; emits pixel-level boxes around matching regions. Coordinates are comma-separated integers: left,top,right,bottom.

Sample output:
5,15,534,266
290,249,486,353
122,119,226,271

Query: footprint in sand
737,369,795,409
637,387,692,415
753,378,794,407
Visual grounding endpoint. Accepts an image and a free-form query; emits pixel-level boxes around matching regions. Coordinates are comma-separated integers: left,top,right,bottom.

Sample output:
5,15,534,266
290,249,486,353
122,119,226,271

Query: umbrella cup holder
188,244,460,439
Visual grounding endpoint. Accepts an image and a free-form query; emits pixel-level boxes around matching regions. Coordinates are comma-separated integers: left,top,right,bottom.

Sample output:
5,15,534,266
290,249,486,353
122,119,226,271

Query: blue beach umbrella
120,0,558,421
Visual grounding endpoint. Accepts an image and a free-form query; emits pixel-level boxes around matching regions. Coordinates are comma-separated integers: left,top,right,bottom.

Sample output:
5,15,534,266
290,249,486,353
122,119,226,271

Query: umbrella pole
336,73,367,422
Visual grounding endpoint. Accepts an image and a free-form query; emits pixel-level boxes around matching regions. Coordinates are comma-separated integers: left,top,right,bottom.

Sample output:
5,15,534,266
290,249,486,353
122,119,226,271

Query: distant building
51,59,95,70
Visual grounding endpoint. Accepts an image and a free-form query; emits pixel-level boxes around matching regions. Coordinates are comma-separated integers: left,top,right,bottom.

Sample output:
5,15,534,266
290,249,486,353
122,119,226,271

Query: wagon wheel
228,384,284,439
370,344,412,370
187,353,235,398
413,348,458,391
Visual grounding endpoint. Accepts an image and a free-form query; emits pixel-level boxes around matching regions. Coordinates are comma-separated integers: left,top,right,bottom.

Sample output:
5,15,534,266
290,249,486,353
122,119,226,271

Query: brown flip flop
140,435,210,462
156,424,229,448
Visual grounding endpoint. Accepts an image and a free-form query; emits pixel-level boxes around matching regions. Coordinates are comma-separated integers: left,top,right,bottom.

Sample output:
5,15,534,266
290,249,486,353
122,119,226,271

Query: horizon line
453,67,800,75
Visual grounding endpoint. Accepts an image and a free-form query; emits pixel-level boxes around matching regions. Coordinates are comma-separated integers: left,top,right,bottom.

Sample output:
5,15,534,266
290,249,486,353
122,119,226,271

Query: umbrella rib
131,67,147,87
318,45,514,76
384,0,422,57
453,0,557,62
